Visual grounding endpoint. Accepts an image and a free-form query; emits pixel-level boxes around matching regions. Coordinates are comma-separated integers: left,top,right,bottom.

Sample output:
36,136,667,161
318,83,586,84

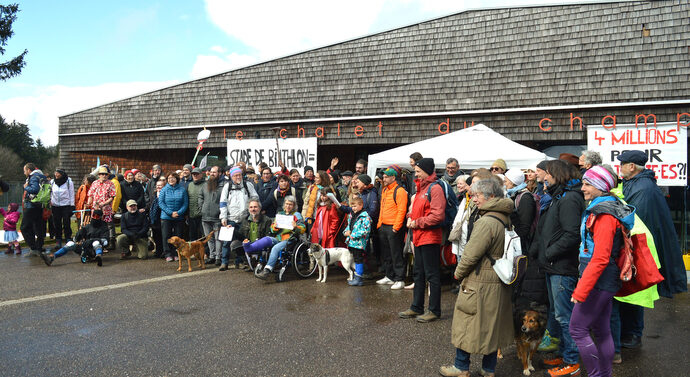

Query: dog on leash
515,309,546,376
308,243,354,282
168,231,215,272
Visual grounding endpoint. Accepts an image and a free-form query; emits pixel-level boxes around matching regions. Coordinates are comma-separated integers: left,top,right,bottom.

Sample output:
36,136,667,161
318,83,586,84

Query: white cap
504,169,525,186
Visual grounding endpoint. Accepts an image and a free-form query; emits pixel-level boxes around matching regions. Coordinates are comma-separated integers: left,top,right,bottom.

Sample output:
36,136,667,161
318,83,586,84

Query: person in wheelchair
255,195,305,280
219,199,273,271
41,209,110,267
116,200,150,260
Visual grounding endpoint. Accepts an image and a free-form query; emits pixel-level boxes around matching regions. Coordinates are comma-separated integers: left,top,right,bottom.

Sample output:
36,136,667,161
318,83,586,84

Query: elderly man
117,200,150,260
376,167,408,290
579,150,602,174
220,199,273,271
220,166,259,268
442,157,461,194
616,150,687,349
199,166,226,265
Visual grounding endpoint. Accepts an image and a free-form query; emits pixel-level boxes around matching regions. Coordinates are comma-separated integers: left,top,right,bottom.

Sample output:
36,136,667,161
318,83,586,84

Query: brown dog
168,231,215,272
515,310,546,376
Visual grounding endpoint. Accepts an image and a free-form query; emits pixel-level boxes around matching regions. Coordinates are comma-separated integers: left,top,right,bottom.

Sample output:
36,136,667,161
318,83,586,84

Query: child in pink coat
1,203,21,254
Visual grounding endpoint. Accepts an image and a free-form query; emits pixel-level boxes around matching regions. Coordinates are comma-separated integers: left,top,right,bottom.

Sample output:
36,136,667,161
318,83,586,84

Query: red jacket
310,204,341,248
409,173,446,247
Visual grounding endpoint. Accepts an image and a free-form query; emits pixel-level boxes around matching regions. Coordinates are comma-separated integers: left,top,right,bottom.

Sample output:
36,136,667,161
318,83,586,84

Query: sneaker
439,365,470,377
416,311,439,323
256,268,271,280
95,255,103,267
546,363,580,376
539,332,559,353
398,309,422,319
391,281,405,290
166,257,174,262
404,282,415,290
174,256,179,261
41,253,54,266
542,355,563,367
613,353,622,364
219,264,228,271
204,257,215,264
376,276,394,285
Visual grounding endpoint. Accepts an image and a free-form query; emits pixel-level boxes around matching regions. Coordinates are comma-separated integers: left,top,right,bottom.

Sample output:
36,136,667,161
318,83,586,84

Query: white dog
308,244,354,283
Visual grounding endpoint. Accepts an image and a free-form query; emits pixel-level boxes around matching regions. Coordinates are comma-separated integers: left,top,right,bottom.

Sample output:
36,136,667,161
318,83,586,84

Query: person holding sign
219,199,273,271
255,196,305,280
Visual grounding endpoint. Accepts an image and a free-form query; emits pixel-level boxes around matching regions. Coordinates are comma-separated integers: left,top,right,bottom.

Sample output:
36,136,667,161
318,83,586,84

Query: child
1,203,21,255
41,209,110,267
343,196,371,286
310,188,341,248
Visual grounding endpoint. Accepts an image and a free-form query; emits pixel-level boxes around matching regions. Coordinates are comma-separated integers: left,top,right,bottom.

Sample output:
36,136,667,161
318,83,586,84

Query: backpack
425,179,458,229
480,214,527,285
515,191,541,240
30,177,52,207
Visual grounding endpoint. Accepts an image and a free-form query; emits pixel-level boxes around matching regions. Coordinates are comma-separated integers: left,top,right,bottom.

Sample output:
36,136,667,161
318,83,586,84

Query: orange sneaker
546,363,580,376
542,356,563,367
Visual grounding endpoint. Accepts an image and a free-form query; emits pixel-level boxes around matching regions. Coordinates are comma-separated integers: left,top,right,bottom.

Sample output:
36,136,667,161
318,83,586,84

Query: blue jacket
622,169,687,297
344,210,371,250
23,169,47,209
158,183,188,221
579,195,635,296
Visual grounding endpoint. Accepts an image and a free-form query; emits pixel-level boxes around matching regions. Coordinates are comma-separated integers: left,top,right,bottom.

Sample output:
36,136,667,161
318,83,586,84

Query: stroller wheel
81,256,87,263
254,263,263,277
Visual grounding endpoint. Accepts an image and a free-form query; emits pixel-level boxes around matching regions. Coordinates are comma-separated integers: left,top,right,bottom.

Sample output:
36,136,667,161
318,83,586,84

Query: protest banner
587,122,687,186
226,137,318,172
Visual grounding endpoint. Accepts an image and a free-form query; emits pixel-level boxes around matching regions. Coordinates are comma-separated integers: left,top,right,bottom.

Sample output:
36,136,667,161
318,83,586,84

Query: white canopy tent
366,124,548,177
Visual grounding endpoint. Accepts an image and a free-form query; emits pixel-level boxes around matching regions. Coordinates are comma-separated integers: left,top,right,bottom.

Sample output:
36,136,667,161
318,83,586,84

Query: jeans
202,221,221,259
619,302,644,338
378,225,405,281
51,205,73,244
20,206,45,251
610,300,621,353
545,273,579,365
265,240,288,270
570,289,615,377
161,219,184,258
454,348,497,373
410,244,441,317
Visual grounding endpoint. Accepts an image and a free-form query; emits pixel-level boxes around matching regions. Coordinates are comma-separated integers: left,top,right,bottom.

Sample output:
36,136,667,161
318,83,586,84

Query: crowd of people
1,147,686,377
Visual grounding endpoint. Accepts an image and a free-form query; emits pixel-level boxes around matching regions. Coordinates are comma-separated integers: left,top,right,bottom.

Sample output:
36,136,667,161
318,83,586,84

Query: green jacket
611,185,660,308
187,179,206,219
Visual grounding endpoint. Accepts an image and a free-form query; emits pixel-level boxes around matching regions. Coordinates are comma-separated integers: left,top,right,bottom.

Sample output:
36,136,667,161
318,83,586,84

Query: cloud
190,52,258,79
210,45,227,53
0,81,178,146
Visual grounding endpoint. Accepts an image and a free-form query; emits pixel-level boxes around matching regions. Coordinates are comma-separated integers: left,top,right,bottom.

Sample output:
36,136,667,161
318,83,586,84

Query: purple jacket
0,204,20,231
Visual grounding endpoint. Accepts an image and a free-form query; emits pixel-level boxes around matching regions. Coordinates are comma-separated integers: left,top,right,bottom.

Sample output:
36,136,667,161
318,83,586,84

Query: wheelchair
248,234,316,282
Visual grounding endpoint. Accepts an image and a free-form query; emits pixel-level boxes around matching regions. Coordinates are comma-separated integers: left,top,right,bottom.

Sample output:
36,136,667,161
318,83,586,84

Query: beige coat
451,197,515,354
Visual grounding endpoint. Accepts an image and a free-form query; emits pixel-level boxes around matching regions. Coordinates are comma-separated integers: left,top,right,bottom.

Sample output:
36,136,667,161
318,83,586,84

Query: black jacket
528,180,584,276
121,211,149,239
75,220,110,242
255,178,277,215
120,180,146,212
510,189,536,252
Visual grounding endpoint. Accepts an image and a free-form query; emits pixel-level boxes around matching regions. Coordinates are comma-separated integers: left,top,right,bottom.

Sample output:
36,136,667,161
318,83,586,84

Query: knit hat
55,168,66,176
124,170,134,177
388,164,402,176
536,160,548,171
583,166,616,193
183,164,193,171
383,168,397,177
229,166,242,177
504,169,525,186
131,169,140,175
304,165,314,174
491,159,507,171
358,174,372,185
416,158,435,176
152,164,162,171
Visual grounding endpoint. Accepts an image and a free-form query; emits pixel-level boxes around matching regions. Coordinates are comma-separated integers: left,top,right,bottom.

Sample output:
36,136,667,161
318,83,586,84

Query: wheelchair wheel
81,256,87,263
254,263,263,277
276,266,287,282
292,242,316,278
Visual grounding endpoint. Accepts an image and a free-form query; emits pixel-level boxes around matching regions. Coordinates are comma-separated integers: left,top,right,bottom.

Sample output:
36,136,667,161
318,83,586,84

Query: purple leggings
569,289,615,377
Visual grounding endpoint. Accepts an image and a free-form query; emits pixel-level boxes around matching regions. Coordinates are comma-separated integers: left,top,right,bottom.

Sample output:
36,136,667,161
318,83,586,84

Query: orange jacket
377,181,408,232
75,184,90,219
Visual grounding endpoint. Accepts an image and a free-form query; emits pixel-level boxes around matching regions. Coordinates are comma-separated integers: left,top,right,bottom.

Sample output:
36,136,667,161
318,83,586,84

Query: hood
586,195,635,230
415,172,438,191
478,197,514,216
30,169,45,177
9,203,19,212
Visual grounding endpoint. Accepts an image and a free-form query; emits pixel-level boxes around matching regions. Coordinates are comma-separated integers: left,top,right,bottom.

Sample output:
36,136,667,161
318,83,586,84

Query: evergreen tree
0,3,27,81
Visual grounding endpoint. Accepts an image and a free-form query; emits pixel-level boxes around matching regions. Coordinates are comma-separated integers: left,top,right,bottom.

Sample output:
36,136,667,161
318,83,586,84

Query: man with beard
303,165,315,186
442,158,461,195
616,150,687,349
199,166,226,265
221,199,273,271
145,164,163,207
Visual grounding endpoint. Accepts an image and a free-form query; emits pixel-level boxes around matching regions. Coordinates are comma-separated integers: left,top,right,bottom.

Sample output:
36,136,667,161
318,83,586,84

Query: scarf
507,182,527,197
54,172,68,187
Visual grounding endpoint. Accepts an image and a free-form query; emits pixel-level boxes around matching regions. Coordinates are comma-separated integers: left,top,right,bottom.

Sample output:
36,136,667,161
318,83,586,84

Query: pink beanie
583,166,615,193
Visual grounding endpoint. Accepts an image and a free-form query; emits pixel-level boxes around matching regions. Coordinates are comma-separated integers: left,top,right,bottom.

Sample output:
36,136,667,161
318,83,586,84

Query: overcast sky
0,0,613,145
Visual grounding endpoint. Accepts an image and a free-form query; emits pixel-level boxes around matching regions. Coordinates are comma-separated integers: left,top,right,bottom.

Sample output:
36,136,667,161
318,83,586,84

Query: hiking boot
621,334,641,349
542,356,563,367
416,311,439,323
14,245,22,255
348,275,364,286
391,281,405,290
439,365,470,377
538,331,559,353
613,353,622,364
376,276,393,285
41,253,54,266
95,255,103,267
479,369,495,377
219,264,228,271
398,309,422,319
545,363,580,376
5,245,12,254
256,268,271,280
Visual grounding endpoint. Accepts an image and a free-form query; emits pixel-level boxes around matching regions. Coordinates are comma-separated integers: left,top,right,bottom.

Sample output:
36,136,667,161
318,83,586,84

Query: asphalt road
0,250,688,377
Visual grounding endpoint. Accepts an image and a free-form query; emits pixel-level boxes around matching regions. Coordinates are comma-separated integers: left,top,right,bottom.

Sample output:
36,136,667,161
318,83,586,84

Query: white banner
587,122,687,186
226,137,318,172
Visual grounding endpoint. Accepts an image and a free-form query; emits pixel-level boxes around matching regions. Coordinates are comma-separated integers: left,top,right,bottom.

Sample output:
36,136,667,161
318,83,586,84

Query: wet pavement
0,250,688,376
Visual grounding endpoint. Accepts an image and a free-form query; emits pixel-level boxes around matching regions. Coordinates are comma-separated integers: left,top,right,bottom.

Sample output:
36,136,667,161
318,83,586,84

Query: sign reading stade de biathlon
587,122,688,186
227,137,317,172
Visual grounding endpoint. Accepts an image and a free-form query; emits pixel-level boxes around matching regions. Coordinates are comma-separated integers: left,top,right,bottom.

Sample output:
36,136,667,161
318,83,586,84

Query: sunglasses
490,167,501,171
